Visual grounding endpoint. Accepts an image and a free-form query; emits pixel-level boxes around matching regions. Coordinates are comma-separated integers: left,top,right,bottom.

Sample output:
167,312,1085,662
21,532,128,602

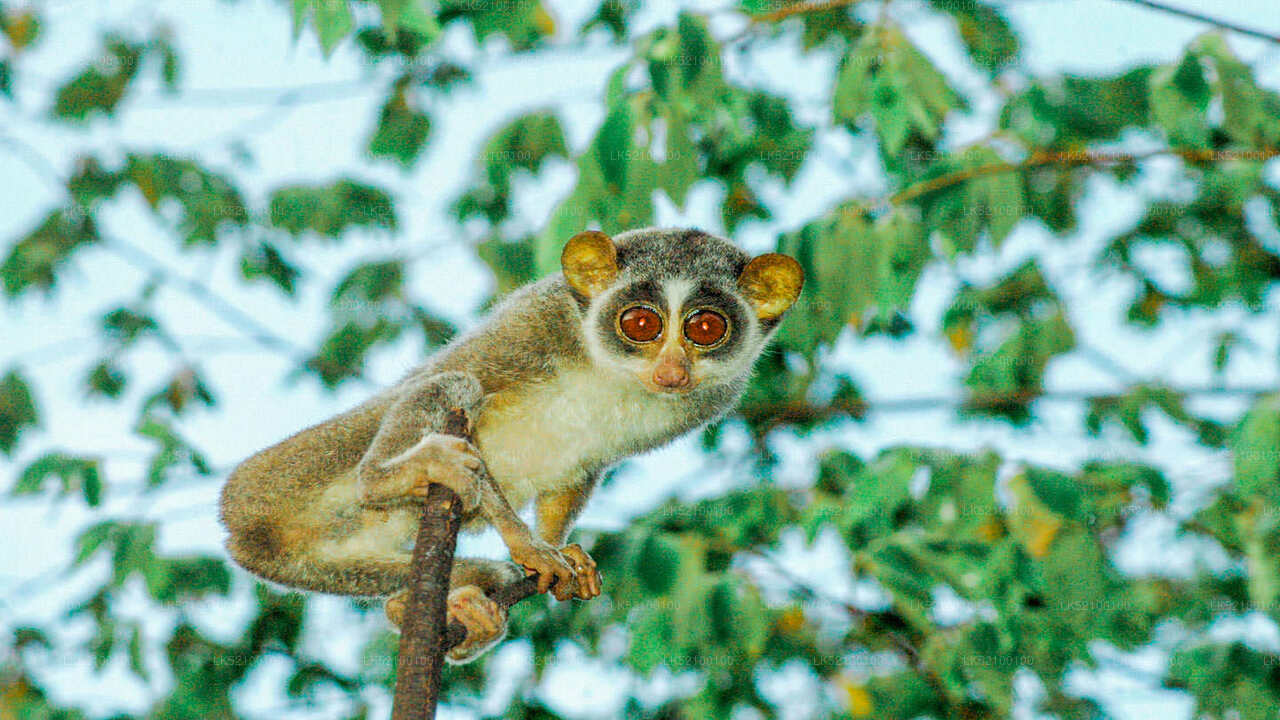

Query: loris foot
508,537,578,601
383,586,508,665
560,544,602,599
359,433,485,511
445,586,507,664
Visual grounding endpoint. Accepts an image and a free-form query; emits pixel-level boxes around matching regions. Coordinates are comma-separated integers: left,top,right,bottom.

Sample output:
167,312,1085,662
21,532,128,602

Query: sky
1,0,1279,718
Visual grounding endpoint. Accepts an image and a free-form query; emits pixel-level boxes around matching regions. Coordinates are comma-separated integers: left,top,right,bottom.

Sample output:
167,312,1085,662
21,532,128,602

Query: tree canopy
2,0,1280,718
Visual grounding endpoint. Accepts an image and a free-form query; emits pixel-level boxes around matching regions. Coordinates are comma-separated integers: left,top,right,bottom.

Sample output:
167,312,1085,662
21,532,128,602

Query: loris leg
222,372,491,596
534,477,603,600
384,558,525,664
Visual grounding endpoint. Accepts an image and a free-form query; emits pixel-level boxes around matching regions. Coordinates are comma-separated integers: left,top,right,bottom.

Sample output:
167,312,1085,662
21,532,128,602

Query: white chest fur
473,367,680,509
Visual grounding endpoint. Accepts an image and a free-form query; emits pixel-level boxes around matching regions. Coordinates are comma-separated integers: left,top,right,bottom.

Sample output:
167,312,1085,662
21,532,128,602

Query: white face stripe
662,277,697,324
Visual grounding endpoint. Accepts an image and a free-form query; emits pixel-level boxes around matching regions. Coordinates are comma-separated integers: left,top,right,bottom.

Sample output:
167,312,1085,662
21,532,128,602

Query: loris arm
355,370,589,599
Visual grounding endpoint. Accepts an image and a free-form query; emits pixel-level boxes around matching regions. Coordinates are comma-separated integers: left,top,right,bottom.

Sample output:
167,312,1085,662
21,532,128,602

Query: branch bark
390,478,463,720
390,408,546,720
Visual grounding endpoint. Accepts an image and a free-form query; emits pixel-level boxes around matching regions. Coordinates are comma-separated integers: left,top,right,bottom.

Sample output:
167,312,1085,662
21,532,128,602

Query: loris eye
684,310,727,346
619,306,663,342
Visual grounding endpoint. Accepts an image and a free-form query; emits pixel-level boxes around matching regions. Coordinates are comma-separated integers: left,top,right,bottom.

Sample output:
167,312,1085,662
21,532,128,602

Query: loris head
561,228,803,395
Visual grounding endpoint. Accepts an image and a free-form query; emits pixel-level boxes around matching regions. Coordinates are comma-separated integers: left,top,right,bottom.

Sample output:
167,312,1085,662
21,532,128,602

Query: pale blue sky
2,1,1278,717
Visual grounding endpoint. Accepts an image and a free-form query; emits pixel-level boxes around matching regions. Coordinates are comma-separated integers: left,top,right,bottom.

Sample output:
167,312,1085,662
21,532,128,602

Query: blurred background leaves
2,0,1280,718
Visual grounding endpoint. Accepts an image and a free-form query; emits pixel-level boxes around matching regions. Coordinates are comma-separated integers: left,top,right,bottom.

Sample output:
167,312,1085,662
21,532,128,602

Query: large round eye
684,310,727,346
619,306,663,343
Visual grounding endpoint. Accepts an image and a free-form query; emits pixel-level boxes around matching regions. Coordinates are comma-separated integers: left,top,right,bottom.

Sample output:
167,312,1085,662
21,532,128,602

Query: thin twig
883,148,1280,209
749,0,865,24
1107,0,1280,45
747,550,948,697
100,236,376,386
743,382,1277,433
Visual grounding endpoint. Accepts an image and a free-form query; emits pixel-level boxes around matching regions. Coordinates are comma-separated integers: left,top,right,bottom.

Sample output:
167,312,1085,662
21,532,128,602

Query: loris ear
561,230,618,297
738,253,804,320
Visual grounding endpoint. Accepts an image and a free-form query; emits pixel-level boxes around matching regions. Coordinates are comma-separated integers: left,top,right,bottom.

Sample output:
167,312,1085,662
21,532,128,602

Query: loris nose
653,363,689,388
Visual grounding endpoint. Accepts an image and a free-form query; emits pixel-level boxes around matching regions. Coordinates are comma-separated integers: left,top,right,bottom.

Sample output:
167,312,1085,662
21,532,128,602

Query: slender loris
219,228,804,662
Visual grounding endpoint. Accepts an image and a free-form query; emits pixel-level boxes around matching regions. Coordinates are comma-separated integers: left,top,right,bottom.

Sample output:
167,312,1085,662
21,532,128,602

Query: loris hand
509,539,600,601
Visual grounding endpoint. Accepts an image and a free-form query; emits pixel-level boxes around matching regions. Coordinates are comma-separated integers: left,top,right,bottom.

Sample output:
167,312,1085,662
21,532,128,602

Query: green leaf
306,319,401,387
454,112,569,224
13,452,103,507
963,312,1075,423
127,624,149,680
635,532,681,594
269,179,396,237
1,208,98,296
919,146,1025,253
580,0,633,42
239,242,300,295
478,235,538,294
102,307,158,345
1150,51,1212,148
593,104,633,190
1000,67,1154,148
1231,394,1280,498
313,0,354,55
1024,467,1082,520
834,25,964,154
145,555,232,603
1192,33,1280,147
368,78,431,167
137,416,212,488
1167,643,1280,720
441,0,555,51
394,1,441,41
332,260,404,305
0,59,12,99
124,154,248,245
934,0,1019,74
777,208,929,355
0,370,39,455
74,521,117,566
51,36,142,120
86,360,127,399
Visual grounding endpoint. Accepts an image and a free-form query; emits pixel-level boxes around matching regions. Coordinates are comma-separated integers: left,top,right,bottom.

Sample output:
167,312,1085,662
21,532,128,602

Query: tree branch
391,409,469,720
740,0,1280,47
884,147,1280,209
742,382,1277,433
749,0,865,24
390,408,544,720
100,236,375,387
1107,0,1280,45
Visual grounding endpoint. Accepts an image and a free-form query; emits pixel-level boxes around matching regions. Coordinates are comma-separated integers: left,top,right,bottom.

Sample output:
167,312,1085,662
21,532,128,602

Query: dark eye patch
594,280,666,356
679,283,749,359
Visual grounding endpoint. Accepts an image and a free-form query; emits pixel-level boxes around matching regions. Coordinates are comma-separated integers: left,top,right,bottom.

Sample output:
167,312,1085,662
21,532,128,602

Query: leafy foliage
3,1,1280,719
